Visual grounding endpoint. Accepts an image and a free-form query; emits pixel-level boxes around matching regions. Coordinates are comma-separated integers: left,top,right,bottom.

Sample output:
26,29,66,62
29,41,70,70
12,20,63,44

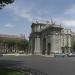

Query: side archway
47,43,51,55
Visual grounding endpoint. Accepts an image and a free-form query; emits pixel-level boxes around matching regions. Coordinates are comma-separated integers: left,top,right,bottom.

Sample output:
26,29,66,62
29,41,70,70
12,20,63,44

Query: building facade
29,20,74,55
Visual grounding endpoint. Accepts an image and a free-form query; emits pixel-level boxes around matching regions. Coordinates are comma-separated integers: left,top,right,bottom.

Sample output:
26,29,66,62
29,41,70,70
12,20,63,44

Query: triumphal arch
29,20,72,55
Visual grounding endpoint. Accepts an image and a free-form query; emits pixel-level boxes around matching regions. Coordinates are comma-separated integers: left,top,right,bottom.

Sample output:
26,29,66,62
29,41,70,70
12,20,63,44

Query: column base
34,51,41,55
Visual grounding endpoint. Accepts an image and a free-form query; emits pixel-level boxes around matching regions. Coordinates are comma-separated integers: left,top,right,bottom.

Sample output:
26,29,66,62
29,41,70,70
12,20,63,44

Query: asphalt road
0,55,75,75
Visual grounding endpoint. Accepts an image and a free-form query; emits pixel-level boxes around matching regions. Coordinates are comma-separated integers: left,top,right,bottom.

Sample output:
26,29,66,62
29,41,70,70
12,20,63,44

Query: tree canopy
17,40,29,52
0,38,29,53
0,0,14,9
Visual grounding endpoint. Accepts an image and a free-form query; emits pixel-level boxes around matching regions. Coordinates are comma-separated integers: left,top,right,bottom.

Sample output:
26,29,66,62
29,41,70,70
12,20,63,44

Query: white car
67,53,75,57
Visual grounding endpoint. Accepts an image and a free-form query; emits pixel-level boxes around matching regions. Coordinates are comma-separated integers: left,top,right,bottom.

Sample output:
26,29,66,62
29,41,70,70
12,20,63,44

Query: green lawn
0,68,28,75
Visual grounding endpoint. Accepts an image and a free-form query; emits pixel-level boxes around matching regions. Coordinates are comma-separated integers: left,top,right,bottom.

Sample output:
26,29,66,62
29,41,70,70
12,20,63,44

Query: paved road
0,55,75,75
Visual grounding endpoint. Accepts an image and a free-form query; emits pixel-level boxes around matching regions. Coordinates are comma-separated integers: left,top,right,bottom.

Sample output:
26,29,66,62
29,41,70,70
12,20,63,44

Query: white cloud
62,5,75,27
5,1,35,22
4,1,75,38
5,1,50,22
64,5,75,15
54,18,75,27
62,20,75,27
4,23,14,28
53,4,75,27
5,1,75,28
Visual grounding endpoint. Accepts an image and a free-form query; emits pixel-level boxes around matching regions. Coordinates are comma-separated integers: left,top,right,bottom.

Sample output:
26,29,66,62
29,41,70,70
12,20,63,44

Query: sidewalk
2,53,54,57
40,54,54,57
2,53,32,56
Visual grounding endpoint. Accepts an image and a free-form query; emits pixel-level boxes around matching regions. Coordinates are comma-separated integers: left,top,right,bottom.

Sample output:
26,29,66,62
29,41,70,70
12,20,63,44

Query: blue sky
0,0,75,39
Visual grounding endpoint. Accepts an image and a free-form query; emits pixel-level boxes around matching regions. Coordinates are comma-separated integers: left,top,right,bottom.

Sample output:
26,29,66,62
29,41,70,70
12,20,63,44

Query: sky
0,0,75,39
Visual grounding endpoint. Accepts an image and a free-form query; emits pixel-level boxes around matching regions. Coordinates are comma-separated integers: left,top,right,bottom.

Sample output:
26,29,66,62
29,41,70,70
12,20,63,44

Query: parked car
54,53,66,57
67,53,75,57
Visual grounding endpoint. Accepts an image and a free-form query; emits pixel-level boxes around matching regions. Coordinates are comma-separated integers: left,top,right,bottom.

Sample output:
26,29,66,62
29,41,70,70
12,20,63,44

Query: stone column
34,36,41,55
50,34,62,53
29,39,33,54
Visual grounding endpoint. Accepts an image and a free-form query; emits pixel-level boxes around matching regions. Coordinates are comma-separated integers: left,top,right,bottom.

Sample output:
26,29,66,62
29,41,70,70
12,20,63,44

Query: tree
6,40,16,52
0,0,14,9
17,40,29,53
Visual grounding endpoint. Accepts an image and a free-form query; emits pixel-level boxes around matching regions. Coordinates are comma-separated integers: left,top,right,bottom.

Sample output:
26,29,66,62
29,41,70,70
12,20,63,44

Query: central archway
42,38,46,55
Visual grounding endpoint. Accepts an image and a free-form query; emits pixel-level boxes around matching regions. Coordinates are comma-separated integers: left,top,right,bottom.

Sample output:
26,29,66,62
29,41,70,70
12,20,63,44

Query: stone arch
42,38,46,55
